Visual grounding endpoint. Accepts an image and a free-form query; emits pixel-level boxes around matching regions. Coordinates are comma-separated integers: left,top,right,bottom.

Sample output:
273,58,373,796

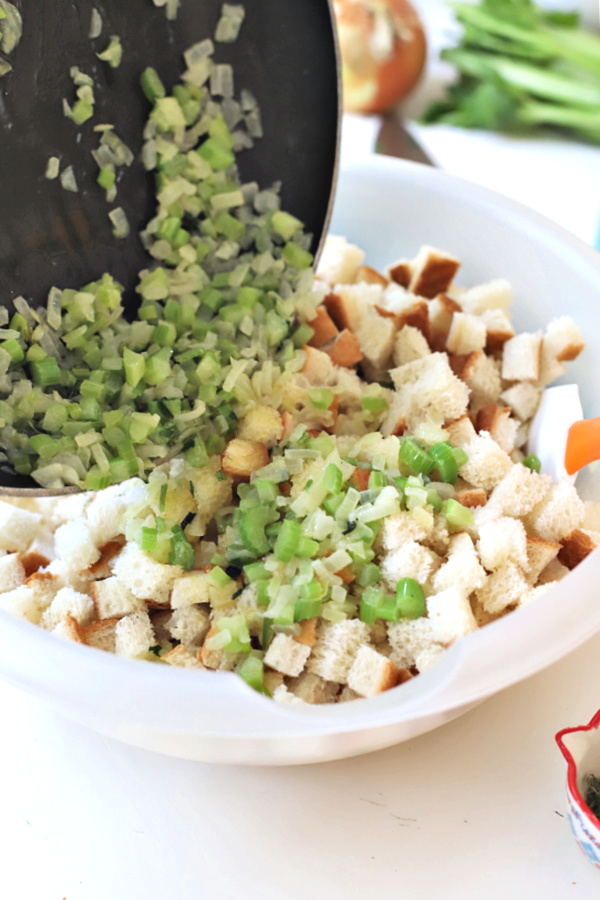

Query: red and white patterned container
556,710,600,868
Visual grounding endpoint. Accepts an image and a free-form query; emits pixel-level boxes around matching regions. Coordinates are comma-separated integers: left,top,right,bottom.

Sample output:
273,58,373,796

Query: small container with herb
556,709,600,868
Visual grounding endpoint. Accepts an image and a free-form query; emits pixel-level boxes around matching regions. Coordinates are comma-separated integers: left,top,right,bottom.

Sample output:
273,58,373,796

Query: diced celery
152,321,177,346
236,286,261,309
197,137,235,171
361,396,388,412
144,347,172,385
360,588,382,626
80,397,102,421
140,67,166,102
356,563,381,587
208,114,234,149
254,480,278,504
80,379,107,402
29,434,61,459
206,434,226,455
2,339,24,365
184,439,209,468
282,242,313,269
97,35,122,68
271,210,302,241
84,467,111,490
151,96,187,132
169,526,194,570
291,322,314,348
139,267,169,301
29,357,61,386
445,498,474,528
273,518,302,562
27,344,46,362
214,615,251,653
123,347,146,388
324,463,343,494
306,434,335,457
207,566,231,588
396,578,426,619
69,98,94,125
310,388,334,410
236,656,268,695
97,165,116,191
243,561,268,582
239,506,278,556
214,211,245,241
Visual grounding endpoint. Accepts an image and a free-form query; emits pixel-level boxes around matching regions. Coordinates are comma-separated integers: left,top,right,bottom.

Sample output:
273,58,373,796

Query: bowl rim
3,154,600,746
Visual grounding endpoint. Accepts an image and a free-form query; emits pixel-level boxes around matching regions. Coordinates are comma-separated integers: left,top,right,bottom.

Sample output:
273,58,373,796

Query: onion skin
334,0,427,114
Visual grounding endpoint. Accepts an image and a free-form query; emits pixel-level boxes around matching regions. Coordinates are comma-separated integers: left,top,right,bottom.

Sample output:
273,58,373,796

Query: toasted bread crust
356,265,388,287
307,306,339,348
558,529,597,569
20,550,51,578
323,291,353,330
323,330,363,367
456,488,487,508
387,261,412,288
410,251,460,299
87,538,126,578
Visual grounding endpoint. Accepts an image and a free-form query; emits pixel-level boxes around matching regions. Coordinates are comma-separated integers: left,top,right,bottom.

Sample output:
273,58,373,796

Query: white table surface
3,3,600,898
2,632,600,899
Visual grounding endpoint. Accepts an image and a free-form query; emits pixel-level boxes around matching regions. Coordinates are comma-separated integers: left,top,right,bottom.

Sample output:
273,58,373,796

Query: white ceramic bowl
2,155,600,766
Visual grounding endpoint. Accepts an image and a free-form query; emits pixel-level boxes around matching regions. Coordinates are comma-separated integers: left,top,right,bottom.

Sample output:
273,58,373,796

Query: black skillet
0,0,341,493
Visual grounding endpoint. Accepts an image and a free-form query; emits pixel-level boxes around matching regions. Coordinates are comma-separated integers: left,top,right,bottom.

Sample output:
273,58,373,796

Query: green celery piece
544,22,600,76
396,578,426,619
30,357,62,387
140,67,166,102
123,347,146,388
145,348,172,385
294,595,322,622
169,527,194,570
1,338,24,365
519,99,600,142
243,561,269,582
445,47,600,109
271,210,303,241
70,98,94,125
282,242,313,270
291,322,314,348
97,166,116,191
236,656,268,695
85,467,111,490
97,35,123,68
360,588,383,626
451,2,559,56
459,22,553,60
197,137,235,171
239,506,278,556
273,518,302,562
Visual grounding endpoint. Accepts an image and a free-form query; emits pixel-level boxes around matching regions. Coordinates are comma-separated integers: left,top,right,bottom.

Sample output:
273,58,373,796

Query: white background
3,2,600,898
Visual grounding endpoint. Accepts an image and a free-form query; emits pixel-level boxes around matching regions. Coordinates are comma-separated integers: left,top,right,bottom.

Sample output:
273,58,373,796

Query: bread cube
90,576,146,619
426,586,478,643
0,502,42,552
264,633,312,677
307,619,370,684
347,645,399,697
114,610,155,658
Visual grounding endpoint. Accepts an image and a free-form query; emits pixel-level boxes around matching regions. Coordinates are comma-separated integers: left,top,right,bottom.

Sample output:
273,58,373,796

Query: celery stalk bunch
422,0,600,144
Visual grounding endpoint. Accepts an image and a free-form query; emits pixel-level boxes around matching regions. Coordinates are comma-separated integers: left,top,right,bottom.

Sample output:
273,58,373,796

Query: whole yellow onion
333,0,427,114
